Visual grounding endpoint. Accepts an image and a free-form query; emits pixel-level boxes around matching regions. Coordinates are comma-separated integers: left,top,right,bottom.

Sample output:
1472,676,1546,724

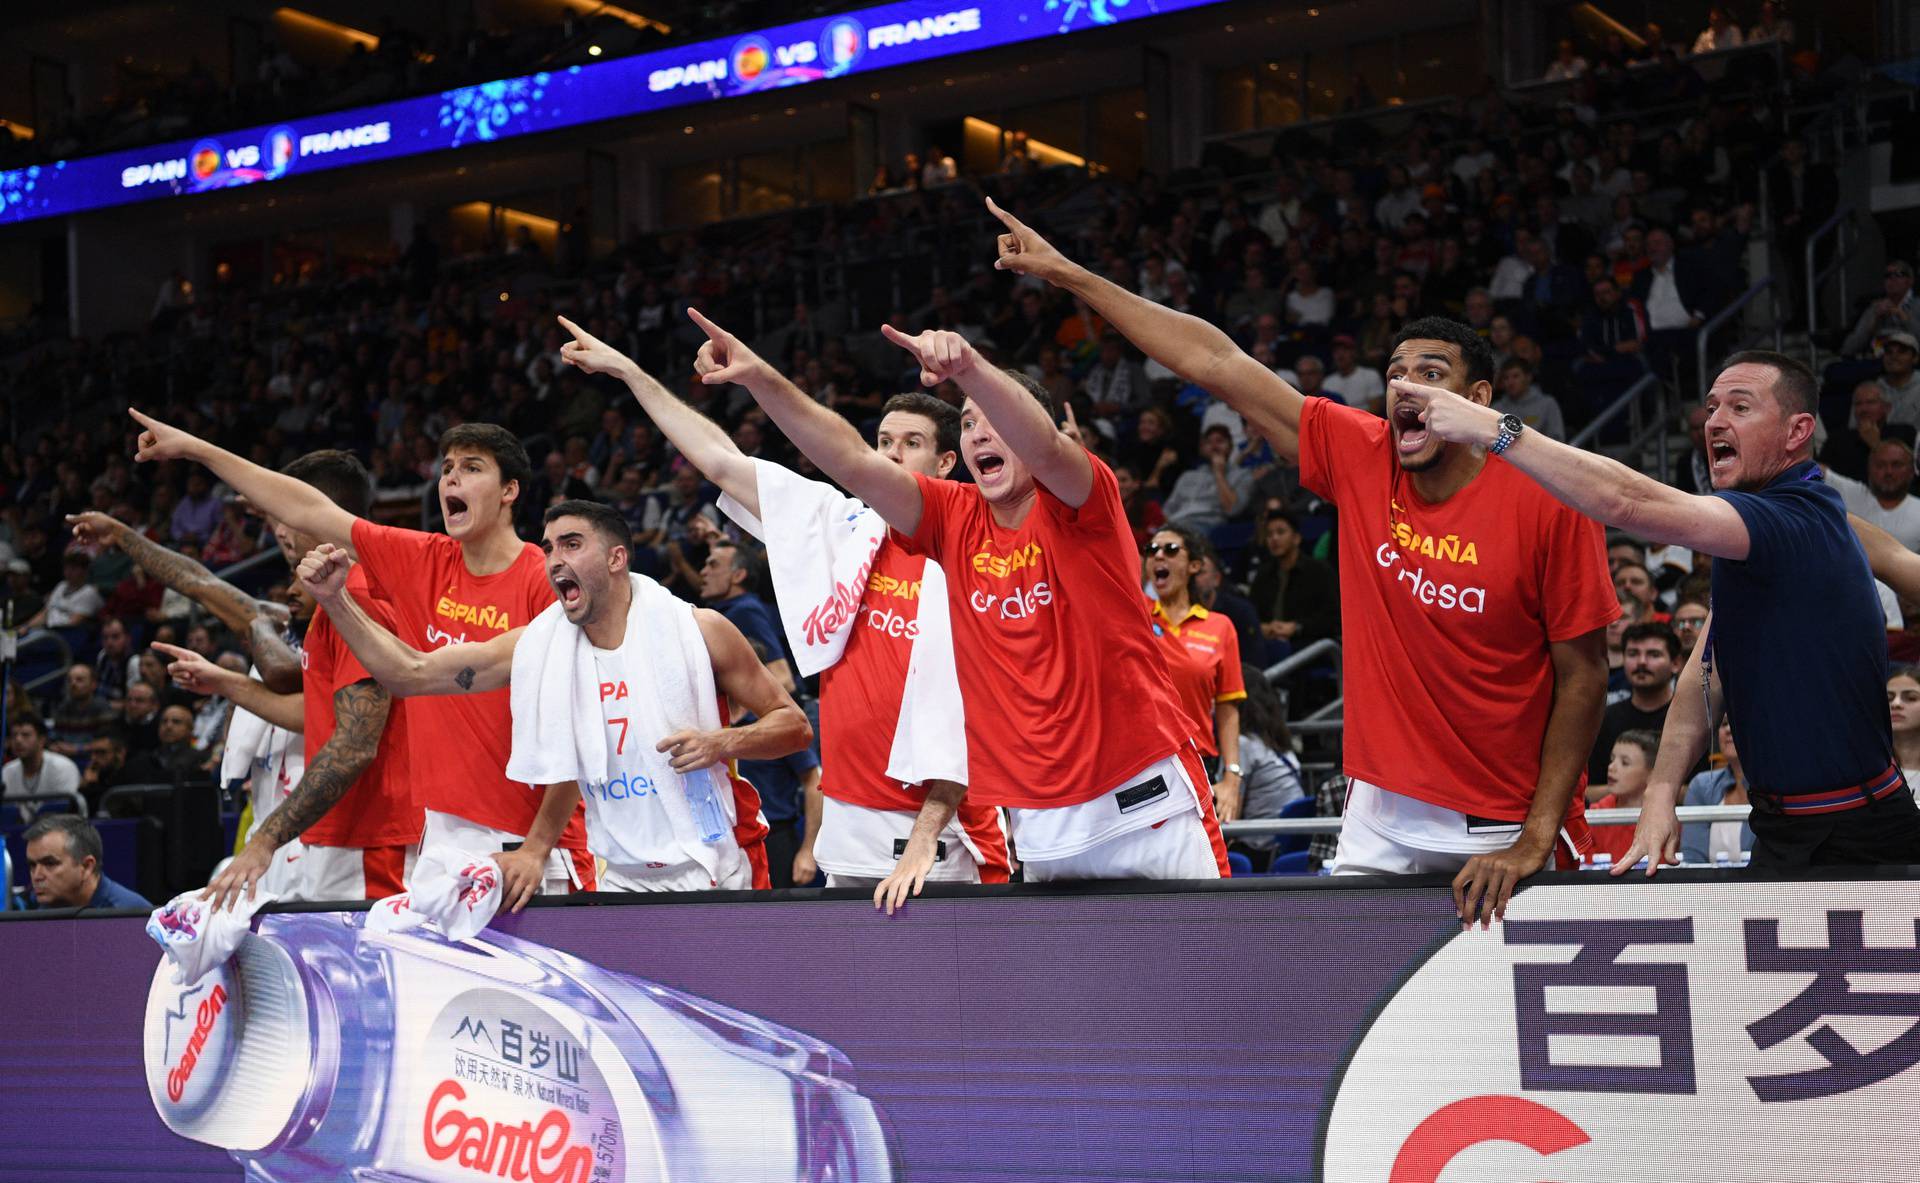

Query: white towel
506,572,730,878
146,888,276,986
365,845,503,941
720,460,966,787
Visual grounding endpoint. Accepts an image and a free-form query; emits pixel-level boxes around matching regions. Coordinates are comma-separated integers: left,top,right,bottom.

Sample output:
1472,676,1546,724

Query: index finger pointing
556,314,588,341
686,307,729,342
984,196,1023,231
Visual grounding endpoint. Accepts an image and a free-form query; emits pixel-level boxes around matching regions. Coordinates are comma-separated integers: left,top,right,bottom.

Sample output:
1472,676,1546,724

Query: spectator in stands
1614,559,1666,619
1840,260,1916,357
1190,541,1262,669
152,703,202,778
23,552,104,633
1544,38,1588,81
1223,267,1282,331
1766,139,1838,316
1888,666,1920,793
169,470,223,545
1680,718,1755,865
1692,7,1745,53
1575,277,1648,409
49,664,115,760
1284,262,1335,330
1589,729,1661,863
122,681,163,753
1588,622,1681,786
3,718,80,818
23,814,150,909
1747,0,1796,43
1826,438,1920,548
1226,667,1305,866
1492,358,1567,441
1161,424,1251,533
1671,594,1710,655
1083,334,1151,420
77,728,169,815
1633,227,1712,380
637,460,718,555
1249,511,1339,651
1876,331,1920,426
1673,404,1713,494
1322,335,1385,413
698,538,794,694
1116,462,1165,549
1819,382,1913,482
920,146,957,188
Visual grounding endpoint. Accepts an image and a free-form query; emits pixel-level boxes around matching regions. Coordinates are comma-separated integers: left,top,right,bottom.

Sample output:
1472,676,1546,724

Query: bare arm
1396,379,1755,559
1852,514,1920,603
299,544,520,697
1454,627,1608,925
130,409,359,549
688,309,924,534
68,511,287,639
155,642,305,731
874,778,966,914
1212,700,1243,822
655,608,812,772
1614,610,1721,878
882,324,1095,507
988,198,1307,462
249,617,302,695
555,315,762,519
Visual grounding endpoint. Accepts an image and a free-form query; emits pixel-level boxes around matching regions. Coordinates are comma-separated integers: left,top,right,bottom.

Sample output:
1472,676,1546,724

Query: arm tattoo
256,679,390,847
455,666,476,691
120,527,262,631
250,617,302,694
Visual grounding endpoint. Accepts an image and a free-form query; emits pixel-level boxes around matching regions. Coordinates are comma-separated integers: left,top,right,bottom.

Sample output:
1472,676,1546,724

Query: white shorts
293,843,417,901
1329,780,1578,875
813,796,991,883
601,839,752,892
255,837,307,899
1023,808,1221,882
420,809,586,895
1009,751,1206,863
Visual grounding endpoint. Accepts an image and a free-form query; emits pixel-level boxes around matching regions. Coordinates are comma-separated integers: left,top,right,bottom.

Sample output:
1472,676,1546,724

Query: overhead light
562,0,669,34
273,8,379,49
0,118,32,139
683,125,694,134
587,44,602,56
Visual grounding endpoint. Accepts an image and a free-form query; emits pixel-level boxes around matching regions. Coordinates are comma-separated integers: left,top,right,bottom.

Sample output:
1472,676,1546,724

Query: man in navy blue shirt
699,537,796,695
24,814,152,909
1399,349,1920,871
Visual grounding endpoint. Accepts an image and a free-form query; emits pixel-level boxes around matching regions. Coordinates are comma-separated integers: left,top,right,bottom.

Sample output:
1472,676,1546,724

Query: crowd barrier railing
1804,204,1857,373
1222,803,1752,837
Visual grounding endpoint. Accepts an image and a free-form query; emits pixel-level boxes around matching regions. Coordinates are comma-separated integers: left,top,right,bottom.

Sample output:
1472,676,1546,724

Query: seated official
23,814,151,909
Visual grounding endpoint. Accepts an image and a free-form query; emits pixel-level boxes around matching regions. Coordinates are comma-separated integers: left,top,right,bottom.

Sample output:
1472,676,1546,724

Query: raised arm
298,544,520,697
156,642,304,732
655,607,813,773
1852,514,1920,604
130,408,358,549
987,198,1307,462
688,309,924,535
1397,380,1755,559
555,315,762,519
69,511,301,692
881,324,1094,506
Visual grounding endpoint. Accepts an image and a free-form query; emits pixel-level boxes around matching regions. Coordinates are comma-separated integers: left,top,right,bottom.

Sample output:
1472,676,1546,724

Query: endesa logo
969,582,1052,620
422,1079,594,1183
1374,543,1486,614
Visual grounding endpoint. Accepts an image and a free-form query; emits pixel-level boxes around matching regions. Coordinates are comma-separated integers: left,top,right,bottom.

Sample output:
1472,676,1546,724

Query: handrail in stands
96,782,187,816
1567,372,1661,451
1695,276,1782,404
16,628,74,697
4,790,88,818
1804,205,1857,373
1222,803,1752,836
1261,638,1339,685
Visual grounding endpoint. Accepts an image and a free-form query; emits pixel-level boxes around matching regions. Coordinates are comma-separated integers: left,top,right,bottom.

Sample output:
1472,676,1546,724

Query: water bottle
143,910,902,1181
684,767,731,845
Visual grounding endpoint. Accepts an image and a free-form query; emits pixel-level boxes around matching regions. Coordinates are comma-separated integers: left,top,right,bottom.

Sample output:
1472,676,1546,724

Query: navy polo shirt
1710,461,1892,794
713,593,790,669
737,746,820,825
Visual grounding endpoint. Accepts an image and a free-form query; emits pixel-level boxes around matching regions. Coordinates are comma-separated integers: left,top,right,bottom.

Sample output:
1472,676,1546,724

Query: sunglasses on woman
1142,541,1184,557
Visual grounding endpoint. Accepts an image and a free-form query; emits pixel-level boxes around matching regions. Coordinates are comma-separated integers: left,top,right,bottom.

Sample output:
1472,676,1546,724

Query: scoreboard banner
0,0,1223,227
1,876,1915,1180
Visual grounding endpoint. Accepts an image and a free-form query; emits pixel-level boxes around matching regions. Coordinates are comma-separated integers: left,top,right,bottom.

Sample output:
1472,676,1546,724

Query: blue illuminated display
0,0,1223,226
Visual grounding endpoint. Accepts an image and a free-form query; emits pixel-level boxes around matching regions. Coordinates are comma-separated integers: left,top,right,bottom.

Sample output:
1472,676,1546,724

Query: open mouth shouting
1391,400,1429,456
972,449,1006,481
1708,436,1738,479
443,492,472,533
551,570,584,611
1149,558,1174,593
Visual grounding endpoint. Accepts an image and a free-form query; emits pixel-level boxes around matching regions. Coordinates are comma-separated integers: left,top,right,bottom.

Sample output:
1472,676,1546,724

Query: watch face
1500,414,1524,434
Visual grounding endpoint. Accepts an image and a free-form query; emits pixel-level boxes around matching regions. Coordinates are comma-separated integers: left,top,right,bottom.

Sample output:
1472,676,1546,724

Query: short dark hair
1391,317,1497,388
282,450,373,517
880,391,961,457
707,536,767,596
543,499,631,556
1716,350,1818,418
997,366,1056,422
10,716,46,738
441,423,534,500
23,814,102,868
1613,729,1661,766
1622,620,1681,660
1149,522,1212,598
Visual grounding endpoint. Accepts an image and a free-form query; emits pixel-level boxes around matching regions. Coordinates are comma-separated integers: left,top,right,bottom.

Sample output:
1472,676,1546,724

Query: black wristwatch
1490,412,1524,456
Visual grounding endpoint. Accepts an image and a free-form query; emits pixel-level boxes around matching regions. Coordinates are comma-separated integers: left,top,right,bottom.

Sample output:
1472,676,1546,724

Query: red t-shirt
1150,600,1247,758
895,456,1192,808
300,566,422,849
350,520,587,848
1297,397,1620,821
1588,792,1638,863
815,537,1010,867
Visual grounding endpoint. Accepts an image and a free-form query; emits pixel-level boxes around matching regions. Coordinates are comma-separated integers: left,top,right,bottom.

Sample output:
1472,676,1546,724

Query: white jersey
586,640,745,884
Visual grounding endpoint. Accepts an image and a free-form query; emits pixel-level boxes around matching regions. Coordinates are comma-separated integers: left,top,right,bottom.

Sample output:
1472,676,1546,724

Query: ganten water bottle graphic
143,911,903,1181
685,768,731,844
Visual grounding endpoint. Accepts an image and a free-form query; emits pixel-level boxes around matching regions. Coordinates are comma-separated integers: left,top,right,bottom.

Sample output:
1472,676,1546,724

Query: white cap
143,932,313,1151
